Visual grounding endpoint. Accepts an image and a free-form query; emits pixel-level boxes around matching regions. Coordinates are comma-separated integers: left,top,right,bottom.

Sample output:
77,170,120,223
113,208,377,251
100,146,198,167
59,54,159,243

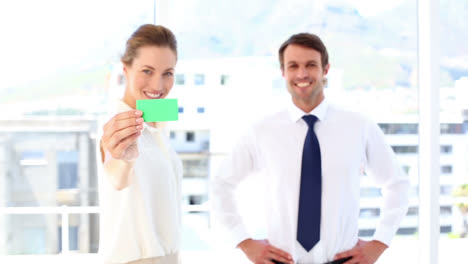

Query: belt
324,256,353,264
272,256,352,264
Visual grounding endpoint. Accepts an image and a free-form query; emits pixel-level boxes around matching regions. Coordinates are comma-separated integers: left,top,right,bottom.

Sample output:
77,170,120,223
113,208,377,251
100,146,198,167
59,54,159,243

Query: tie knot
302,115,318,128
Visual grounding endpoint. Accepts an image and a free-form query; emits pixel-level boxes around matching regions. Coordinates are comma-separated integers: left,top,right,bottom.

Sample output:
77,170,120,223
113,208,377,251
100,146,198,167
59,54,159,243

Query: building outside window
441,165,453,174
175,74,185,85
194,74,205,85
1,0,467,263
220,74,229,85
186,132,195,142
57,151,78,189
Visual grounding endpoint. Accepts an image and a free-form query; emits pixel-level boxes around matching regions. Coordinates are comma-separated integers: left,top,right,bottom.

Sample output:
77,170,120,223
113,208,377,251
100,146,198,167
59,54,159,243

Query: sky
0,0,407,88
0,0,153,89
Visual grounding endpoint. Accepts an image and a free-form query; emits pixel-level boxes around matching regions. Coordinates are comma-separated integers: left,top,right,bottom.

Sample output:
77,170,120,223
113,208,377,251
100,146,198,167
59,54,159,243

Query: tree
453,184,468,238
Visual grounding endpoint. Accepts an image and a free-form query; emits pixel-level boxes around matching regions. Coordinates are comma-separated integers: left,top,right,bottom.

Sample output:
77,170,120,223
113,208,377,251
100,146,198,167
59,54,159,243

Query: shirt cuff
230,223,251,249
372,224,396,247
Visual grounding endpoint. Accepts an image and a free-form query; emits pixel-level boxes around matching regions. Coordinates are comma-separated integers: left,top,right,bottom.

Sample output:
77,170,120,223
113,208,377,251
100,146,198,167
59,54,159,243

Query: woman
98,24,182,264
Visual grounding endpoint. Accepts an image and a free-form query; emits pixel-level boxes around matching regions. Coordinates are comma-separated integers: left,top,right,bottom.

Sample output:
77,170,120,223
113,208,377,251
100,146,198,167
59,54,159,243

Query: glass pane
439,0,468,262
182,211,211,251
168,0,418,262
58,214,99,253
1,131,98,207
0,215,60,254
0,0,154,113
0,0,154,259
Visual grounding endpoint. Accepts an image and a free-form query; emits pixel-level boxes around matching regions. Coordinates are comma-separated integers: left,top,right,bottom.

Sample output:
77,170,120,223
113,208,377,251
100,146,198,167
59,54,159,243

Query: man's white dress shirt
98,100,183,264
212,98,410,263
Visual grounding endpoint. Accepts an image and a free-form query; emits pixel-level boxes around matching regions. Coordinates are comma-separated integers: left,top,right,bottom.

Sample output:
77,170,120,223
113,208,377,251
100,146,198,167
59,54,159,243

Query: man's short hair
278,33,329,69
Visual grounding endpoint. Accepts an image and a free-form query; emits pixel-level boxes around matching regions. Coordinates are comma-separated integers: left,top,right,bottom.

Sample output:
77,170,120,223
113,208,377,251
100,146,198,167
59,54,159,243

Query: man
211,33,410,264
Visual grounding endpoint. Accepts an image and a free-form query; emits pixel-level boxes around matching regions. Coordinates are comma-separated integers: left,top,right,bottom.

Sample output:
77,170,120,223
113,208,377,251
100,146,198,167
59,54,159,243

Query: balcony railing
0,204,209,254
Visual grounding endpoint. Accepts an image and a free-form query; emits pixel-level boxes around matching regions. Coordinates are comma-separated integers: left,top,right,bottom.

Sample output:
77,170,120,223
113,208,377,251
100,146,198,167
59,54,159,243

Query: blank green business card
136,99,179,122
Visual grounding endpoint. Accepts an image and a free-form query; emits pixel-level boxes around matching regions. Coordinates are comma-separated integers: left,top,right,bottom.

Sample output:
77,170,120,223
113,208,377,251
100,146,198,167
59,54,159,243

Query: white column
79,132,90,252
418,0,440,263
0,135,8,254
61,206,70,254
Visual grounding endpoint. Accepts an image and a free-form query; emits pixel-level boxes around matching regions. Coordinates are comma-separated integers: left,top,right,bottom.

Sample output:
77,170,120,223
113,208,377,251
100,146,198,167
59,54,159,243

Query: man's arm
211,130,259,248
211,130,294,263
365,120,410,246
334,120,410,264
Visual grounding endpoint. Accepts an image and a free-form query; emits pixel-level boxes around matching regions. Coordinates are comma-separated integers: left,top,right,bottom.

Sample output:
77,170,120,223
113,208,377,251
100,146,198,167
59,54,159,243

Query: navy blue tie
297,115,322,252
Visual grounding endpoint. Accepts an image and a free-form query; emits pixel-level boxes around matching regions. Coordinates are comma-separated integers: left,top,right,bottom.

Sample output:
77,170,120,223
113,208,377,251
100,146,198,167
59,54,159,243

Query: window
440,206,452,216
441,165,453,174
407,207,419,216
396,227,417,235
402,165,411,174
170,0,422,260
2,0,463,261
440,123,463,134
359,208,380,218
389,145,453,155
358,229,375,237
360,187,381,197
175,74,185,85
440,145,453,154
1,0,154,257
378,123,418,134
197,107,205,113
182,158,209,178
57,151,79,189
178,107,184,113
391,145,418,154
57,151,78,189
58,163,78,189
440,226,452,234
170,131,176,139
440,185,453,195
378,123,465,135
58,226,79,252
220,74,229,85
186,132,195,142
194,74,205,85
189,195,204,205
20,151,47,166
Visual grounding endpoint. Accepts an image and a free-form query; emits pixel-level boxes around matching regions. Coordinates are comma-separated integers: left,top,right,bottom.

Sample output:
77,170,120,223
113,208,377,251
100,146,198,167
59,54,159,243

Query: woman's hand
101,110,144,162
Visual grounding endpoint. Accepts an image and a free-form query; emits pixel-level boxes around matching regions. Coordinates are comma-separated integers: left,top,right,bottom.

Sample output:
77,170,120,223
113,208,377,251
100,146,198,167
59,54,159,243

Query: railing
0,206,99,254
0,204,209,254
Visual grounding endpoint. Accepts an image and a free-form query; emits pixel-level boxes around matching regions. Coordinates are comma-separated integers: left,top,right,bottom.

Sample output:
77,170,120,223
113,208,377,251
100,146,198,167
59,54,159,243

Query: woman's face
122,45,176,109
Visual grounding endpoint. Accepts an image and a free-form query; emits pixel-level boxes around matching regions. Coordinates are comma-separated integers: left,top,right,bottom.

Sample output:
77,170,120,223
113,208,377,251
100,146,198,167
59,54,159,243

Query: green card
136,99,179,122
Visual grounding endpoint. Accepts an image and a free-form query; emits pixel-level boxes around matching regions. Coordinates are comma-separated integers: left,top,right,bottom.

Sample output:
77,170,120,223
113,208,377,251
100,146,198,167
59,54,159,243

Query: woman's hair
121,24,177,66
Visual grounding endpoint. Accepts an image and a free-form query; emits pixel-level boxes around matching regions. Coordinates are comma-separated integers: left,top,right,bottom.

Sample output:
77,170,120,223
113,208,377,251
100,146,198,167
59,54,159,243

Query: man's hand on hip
238,239,294,264
333,239,388,264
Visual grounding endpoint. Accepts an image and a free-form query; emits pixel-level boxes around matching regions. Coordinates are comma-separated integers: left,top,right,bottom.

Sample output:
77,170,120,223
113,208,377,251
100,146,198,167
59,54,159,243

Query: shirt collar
288,97,329,123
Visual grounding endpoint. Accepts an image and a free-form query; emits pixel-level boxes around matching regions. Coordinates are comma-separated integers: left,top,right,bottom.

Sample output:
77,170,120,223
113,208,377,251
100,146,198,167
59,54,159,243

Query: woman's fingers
112,131,142,160
106,125,143,152
102,110,144,157
107,115,143,134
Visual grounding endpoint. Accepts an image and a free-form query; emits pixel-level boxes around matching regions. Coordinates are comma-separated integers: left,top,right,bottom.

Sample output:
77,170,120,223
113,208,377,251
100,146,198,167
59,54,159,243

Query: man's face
281,44,329,107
